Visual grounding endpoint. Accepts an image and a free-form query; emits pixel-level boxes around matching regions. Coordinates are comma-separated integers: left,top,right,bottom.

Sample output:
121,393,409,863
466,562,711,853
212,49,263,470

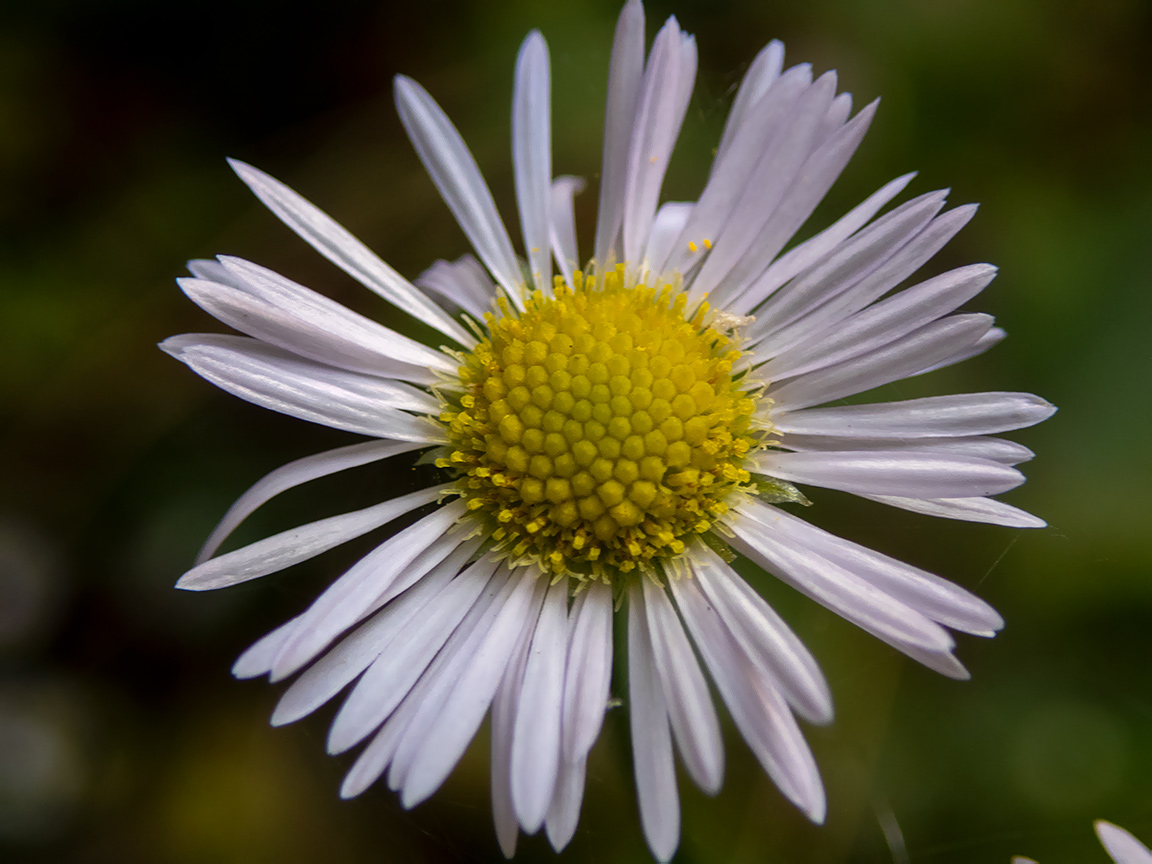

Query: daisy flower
163,1,1054,859
1012,820,1152,864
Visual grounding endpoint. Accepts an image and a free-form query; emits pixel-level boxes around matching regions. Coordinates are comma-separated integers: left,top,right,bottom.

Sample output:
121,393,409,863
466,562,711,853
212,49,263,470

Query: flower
163,1,1054,859
1012,820,1152,864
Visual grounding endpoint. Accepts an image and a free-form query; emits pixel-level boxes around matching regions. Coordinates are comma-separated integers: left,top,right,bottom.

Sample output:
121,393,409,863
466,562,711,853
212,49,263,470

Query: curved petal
513,31,553,294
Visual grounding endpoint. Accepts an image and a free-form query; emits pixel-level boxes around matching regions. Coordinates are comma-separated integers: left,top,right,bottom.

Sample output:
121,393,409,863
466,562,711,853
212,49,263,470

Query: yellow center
439,266,761,583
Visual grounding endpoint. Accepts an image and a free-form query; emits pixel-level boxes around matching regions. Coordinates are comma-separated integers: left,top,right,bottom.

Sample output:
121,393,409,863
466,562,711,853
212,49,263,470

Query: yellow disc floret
439,265,761,584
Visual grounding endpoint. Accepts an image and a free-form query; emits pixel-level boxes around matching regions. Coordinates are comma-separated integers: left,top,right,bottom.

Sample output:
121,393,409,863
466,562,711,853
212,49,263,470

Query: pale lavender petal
712,40,785,170
561,581,614,762
227,159,474,346
550,176,585,288
513,31,553,294
416,254,494,320
862,494,1047,528
176,484,448,591
545,756,587,852
1095,820,1152,864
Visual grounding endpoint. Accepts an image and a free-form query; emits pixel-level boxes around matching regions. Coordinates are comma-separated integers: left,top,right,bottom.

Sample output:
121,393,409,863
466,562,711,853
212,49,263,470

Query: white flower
163,1,1054,859
1012,820,1152,864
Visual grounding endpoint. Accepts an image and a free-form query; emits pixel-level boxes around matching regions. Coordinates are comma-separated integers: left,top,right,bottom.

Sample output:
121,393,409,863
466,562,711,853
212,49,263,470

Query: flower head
164,1,1054,859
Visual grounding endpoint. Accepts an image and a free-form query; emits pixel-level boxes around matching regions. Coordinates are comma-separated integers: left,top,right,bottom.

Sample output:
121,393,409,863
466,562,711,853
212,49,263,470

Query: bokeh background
2,0,1150,861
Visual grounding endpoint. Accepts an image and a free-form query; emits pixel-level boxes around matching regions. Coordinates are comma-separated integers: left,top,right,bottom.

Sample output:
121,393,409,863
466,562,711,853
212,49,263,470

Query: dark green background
2,0,1150,861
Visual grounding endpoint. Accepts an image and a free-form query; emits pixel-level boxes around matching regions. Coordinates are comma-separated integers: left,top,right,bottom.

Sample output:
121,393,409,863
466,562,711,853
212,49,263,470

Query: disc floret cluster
438,265,762,582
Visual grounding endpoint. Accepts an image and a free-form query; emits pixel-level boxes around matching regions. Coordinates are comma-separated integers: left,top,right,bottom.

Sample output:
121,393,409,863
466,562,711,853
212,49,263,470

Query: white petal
645,201,694,276
513,31,553,294
762,263,997,381
739,172,917,317
755,204,981,356
1095,820,1152,864
913,325,1006,375
642,577,724,794
175,484,448,591
416,254,494,320
161,334,447,442
767,313,994,411
561,581,614,762
670,573,826,822
747,189,949,345
753,449,1024,499
197,439,423,565
211,255,457,375
779,434,1036,466
549,176,585,289
227,159,474,346
491,581,540,857
665,63,812,277
774,391,1057,438
712,40,785,170
727,507,956,656
393,76,524,304
725,99,880,313
621,18,695,265
511,576,568,832
627,583,680,862
400,570,544,808
862,494,1048,528
688,71,838,301
270,537,479,725
692,553,832,725
594,0,645,266
336,571,509,801
745,503,1004,636
269,498,467,679
232,617,298,679
545,756,587,852
326,556,500,753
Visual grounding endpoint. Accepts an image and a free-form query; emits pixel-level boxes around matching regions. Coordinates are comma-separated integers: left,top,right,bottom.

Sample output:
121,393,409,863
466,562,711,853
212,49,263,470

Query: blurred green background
1,0,1150,861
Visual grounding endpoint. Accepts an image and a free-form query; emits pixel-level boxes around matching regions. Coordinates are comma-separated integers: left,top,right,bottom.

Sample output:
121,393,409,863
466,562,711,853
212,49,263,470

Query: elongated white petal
862,493,1047,528
645,201,693,275
561,581,614,761
670,573,826,822
642,577,724,794
270,499,467,679
227,159,474,346
197,440,422,565
742,502,1004,635
594,0,645,266
763,263,997,381
775,392,1056,438
740,172,917,317
213,255,457,374
545,756,587,852
727,509,956,655
622,18,694,264
757,204,981,356
1095,820,1152,864
511,576,568,832
271,538,479,725
666,63,812,277
513,31,553,294
914,325,1006,375
232,617,298,679
161,335,447,442
340,568,510,799
627,583,680,862
712,40,785,169
491,582,540,858
692,553,832,724
327,556,500,753
393,76,524,303
549,176,585,289
767,313,994,411
401,571,543,808
689,71,837,300
748,189,948,345
779,434,1036,466
725,99,879,313
416,254,494,320
754,449,1025,499
176,484,447,591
